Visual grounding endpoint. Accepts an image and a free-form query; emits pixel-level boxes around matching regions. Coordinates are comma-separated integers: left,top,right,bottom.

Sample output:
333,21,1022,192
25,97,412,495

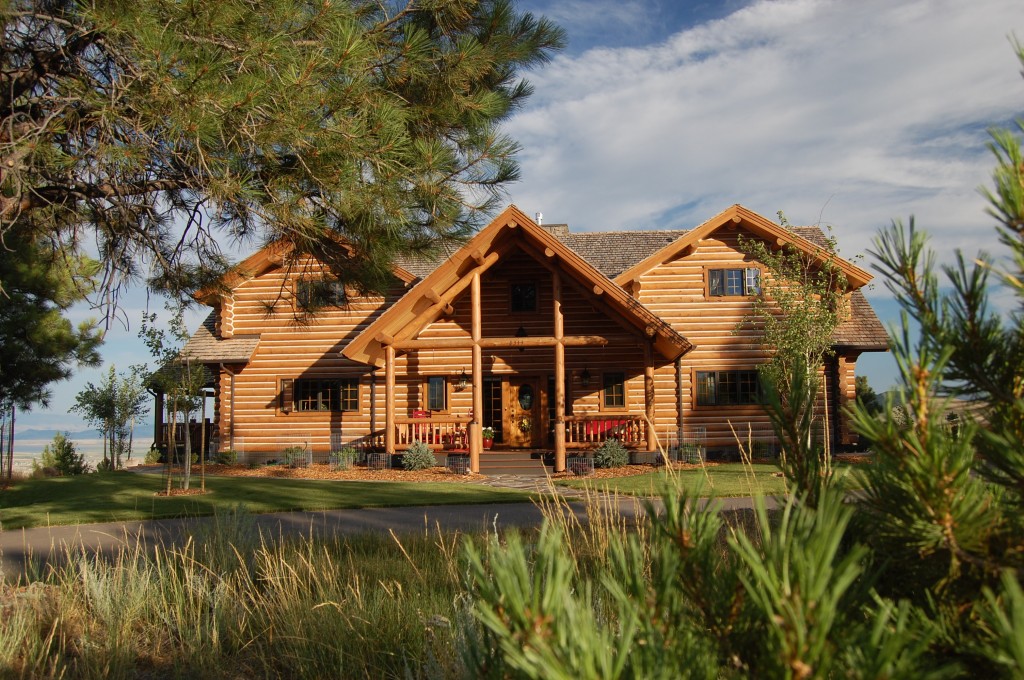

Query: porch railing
564,415,645,448
395,415,472,450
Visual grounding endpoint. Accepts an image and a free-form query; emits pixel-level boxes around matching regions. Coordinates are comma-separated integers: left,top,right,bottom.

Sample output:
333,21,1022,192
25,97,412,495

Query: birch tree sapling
142,306,206,492
737,221,849,501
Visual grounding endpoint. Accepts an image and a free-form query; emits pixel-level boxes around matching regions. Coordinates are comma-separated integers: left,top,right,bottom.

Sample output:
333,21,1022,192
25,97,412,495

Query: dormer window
510,283,537,312
708,268,760,297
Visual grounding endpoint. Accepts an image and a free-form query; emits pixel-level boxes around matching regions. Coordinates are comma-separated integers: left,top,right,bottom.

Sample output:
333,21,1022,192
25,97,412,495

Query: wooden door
506,378,539,447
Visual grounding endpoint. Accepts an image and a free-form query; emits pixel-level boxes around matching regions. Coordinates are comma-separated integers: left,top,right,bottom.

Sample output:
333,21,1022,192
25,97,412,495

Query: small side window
427,376,447,411
603,372,626,409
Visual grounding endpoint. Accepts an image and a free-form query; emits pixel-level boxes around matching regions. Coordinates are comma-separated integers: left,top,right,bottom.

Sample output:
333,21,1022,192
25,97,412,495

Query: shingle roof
188,219,888,356
183,311,261,363
834,290,889,350
556,230,689,278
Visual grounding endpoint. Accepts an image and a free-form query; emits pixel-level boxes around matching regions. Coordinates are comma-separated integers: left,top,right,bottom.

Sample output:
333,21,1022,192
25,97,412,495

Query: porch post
553,270,566,472
644,342,656,451
470,272,483,473
385,344,395,455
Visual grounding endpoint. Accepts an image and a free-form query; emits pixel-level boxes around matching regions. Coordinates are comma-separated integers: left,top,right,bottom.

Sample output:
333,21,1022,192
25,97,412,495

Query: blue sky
17,0,1024,433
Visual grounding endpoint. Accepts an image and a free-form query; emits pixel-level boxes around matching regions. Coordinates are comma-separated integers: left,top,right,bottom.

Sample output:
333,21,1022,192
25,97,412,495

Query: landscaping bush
402,442,437,470
592,438,628,468
33,433,90,476
329,447,359,470
282,446,309,468
216,449,238,465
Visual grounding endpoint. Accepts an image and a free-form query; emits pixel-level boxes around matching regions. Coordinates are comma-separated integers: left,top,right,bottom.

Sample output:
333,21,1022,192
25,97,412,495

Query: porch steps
477,449,553,477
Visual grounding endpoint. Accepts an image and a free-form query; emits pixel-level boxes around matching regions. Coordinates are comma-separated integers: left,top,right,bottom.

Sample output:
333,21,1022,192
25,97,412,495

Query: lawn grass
556,463,787,497
0,472,534,530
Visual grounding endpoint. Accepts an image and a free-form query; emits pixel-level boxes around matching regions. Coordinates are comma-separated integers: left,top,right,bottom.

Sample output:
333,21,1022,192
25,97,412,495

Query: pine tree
462,41,1024,678
0,228,102,410
0,0,565,312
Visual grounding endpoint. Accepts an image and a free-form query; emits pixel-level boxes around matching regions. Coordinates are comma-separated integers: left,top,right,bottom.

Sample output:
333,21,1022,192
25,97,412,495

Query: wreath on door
518,416,532,434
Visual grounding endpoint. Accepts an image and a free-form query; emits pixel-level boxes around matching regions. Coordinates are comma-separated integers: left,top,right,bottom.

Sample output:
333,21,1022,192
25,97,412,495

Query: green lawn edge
0,472,537,530
554,462,862,497
554,463,785,497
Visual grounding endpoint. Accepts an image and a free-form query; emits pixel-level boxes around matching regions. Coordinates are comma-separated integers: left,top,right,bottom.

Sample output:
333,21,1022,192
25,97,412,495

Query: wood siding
203,226,864,457
635,226,860,450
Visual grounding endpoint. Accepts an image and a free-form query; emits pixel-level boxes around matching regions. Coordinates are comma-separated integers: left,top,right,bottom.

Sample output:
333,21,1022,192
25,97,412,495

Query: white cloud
508,0,1023,262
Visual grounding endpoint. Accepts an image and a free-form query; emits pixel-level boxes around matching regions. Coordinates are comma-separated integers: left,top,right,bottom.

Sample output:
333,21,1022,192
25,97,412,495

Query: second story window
510,283,537,312
297,278,348,309
708,268,760,297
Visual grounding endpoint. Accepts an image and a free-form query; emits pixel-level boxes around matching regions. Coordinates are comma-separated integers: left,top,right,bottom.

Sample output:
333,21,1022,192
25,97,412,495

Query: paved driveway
0,491,773,581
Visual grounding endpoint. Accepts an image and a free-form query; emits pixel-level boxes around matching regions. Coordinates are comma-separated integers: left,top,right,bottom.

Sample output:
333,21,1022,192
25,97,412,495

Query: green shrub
282,445,309,468
330,447,359,470
592,438,628,468
676,441,704,463
402,441,436,470
33,433,90,476
144,444,161,464
217,449,238,465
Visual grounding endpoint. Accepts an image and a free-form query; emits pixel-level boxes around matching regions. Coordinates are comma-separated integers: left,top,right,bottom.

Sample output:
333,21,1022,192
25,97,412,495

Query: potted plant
481,426,495,449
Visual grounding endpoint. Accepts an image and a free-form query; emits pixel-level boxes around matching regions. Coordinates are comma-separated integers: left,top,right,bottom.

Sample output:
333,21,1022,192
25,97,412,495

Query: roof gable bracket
392,246,506,345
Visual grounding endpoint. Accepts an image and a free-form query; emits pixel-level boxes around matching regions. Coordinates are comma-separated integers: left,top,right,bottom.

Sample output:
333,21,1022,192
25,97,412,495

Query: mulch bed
145,460,722,484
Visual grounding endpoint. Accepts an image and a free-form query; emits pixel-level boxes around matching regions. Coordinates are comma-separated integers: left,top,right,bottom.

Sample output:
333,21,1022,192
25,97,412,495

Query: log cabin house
165,204,888,473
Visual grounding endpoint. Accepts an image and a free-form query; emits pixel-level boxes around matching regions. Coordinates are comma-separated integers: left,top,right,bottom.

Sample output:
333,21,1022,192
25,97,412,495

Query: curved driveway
0,491,772,581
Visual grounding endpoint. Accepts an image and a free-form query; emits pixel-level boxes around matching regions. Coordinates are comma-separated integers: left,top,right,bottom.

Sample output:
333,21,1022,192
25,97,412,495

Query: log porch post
385,344,395,455
644,342,656,450
553,270,566,472
470,272,483,473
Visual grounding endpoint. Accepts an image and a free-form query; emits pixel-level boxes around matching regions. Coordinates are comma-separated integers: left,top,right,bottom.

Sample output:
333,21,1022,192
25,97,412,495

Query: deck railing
564,414,645,447
395,415,472,450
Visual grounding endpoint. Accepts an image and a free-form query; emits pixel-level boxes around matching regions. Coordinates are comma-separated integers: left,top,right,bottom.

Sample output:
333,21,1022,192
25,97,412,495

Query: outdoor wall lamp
580,368,591,387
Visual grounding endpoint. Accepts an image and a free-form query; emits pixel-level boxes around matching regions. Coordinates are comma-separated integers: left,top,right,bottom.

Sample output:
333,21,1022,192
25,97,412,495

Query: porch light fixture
580,368,591,387
516,325,528,352
456,369,469,391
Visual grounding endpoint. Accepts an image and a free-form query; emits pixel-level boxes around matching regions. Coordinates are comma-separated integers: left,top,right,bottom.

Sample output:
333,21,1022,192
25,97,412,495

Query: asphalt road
0,495,772,581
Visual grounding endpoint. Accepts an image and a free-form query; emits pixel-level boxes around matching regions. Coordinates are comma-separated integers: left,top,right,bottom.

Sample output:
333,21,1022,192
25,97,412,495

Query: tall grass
0,508,482,679
0,469,772,678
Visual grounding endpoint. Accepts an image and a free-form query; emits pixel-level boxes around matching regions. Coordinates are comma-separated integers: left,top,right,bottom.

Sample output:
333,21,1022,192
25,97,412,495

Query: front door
506,378,539,447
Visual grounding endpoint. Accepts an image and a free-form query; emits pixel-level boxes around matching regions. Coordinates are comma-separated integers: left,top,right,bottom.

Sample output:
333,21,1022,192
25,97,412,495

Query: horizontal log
391,335,613,350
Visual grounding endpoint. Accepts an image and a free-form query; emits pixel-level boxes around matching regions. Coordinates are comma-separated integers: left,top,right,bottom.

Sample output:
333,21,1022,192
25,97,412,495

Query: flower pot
482,438,494,450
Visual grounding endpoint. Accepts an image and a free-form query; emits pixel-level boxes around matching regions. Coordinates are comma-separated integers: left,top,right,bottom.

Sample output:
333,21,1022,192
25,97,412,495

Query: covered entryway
342,206,692,473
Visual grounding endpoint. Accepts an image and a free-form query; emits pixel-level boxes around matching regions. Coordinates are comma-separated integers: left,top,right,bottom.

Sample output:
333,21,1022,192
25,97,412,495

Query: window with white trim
708,268,760,296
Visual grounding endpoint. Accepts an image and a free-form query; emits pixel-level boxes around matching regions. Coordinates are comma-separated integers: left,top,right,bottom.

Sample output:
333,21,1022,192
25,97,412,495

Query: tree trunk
182,408,192,491
165,401,175,495
6,404,14,484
